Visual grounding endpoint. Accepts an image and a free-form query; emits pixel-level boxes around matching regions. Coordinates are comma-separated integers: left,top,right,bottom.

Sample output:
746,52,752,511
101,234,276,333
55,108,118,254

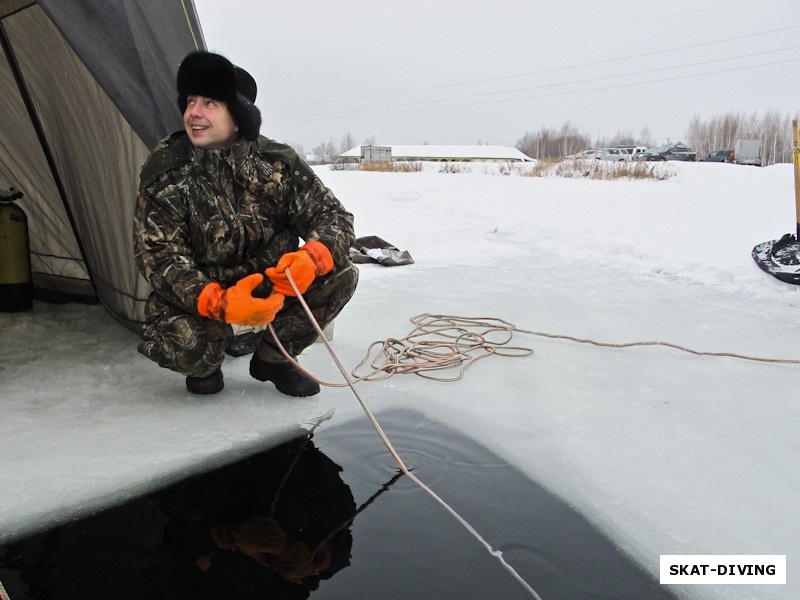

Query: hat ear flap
230,94,262,141
235,67,257,103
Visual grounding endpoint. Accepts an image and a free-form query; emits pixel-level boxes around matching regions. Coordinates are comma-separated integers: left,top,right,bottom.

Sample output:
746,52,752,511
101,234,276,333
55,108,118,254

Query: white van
614,145,647,159
596,148,630,161
615,146,647,160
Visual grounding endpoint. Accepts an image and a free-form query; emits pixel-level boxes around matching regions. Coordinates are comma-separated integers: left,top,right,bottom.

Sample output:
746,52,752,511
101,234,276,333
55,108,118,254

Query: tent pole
0,18,98,299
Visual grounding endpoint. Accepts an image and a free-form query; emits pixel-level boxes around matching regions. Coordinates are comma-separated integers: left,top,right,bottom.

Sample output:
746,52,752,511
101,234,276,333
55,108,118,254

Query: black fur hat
177,51,261,141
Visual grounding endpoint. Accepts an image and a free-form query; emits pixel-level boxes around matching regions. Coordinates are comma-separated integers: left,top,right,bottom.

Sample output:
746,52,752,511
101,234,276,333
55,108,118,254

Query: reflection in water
1,434,362,599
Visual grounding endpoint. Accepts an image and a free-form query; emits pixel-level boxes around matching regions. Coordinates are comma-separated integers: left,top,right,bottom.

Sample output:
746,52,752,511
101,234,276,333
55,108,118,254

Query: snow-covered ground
1,160,798,599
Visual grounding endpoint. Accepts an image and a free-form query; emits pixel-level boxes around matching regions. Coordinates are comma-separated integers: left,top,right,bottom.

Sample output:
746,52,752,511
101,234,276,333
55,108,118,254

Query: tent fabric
0,0,204,330
37,0,203,150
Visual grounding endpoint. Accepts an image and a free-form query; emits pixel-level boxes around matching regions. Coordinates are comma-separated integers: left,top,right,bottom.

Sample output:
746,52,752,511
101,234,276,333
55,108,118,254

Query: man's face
183,95,239,149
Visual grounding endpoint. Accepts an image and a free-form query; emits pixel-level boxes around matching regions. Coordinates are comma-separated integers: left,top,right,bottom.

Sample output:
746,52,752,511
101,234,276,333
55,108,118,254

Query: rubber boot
249,353,320,397
186,368,224,395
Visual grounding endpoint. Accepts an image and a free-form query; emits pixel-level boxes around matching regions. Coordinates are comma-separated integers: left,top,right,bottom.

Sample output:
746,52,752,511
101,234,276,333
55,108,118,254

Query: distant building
360,145,392,163
340,144,533,163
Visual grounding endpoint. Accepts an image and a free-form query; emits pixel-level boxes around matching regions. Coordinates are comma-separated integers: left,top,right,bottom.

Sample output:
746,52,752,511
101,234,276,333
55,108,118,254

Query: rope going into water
0,296,792,598
263,275,797,599
268,271,545,600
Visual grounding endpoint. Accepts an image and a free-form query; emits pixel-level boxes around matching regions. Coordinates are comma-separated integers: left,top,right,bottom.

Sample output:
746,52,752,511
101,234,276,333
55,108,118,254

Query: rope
270,309,797,394
268,312,535,388
261,274,797,598
517,328,800,365
269,270,545,600
1,294,789,599
353,313,534,381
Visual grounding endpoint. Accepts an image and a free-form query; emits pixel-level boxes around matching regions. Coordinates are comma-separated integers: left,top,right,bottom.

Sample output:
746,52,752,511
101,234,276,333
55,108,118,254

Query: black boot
249,353,320,397
186,368,224,395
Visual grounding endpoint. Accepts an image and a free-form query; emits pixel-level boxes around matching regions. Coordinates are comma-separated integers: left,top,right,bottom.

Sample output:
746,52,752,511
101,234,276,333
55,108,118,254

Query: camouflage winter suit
134,131,358,378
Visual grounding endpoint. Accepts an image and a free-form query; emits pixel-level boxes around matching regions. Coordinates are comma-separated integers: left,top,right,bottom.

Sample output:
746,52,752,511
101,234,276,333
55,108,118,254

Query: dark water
0,409,676,600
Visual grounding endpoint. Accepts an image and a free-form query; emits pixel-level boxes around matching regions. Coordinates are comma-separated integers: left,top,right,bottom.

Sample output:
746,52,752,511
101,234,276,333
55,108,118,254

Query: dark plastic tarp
0,0,204,330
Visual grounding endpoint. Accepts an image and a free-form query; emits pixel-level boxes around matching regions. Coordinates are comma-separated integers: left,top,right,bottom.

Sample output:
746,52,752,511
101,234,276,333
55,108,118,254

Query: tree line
685,109,794,165
293,109,798,166
515,109,798,165
289,133,367,164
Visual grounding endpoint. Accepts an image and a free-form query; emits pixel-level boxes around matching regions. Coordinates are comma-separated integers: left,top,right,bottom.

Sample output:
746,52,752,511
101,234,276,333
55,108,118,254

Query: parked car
699,149,734,163
615,145,648,159
570,149,600,159
641,144,696,161
596,147,630,161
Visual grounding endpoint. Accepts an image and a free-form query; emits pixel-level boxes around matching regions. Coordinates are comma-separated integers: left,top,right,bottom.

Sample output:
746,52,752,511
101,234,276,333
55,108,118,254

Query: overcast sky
192,0,800,152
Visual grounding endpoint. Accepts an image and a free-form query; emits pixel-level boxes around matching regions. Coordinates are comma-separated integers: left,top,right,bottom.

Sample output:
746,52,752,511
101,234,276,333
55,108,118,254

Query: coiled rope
270,311,799,390
269,313,535,386
268,271,545,600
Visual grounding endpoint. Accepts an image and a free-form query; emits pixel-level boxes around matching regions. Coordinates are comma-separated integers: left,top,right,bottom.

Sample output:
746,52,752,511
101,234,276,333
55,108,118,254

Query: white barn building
340,144,533,163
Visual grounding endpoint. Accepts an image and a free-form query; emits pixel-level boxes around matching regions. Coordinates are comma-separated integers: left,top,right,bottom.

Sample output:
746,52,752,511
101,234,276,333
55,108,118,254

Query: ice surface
1,161,798,599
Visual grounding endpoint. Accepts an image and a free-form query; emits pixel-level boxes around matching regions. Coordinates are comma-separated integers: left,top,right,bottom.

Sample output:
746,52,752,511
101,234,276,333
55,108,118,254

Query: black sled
751,118,800,285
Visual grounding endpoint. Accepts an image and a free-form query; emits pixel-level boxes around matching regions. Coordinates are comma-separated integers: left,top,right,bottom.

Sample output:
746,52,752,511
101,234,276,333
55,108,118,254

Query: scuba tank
0,187,33,311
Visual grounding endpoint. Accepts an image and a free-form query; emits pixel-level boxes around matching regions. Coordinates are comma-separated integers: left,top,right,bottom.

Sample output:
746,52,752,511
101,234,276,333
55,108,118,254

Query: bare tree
608,130,636,146
685,109,794,164
311,140,338,164
639,126,654,147
557,121,582,157
324,140,337,163
517,112,796,164
340,132,356,154
761,109,787,165
516,123,594,159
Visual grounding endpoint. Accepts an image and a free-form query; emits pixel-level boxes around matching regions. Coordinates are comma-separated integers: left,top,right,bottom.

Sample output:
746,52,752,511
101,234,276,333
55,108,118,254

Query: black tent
0,0,204,331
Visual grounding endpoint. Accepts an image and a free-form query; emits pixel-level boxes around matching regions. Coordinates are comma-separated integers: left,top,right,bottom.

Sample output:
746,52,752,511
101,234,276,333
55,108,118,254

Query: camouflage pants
138,262,359,377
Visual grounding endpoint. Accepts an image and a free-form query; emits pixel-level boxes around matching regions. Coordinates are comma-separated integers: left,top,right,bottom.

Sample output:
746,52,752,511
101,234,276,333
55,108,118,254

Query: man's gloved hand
197,273,284,326
209,517,331,583
265,240,333,296
211,517,287,561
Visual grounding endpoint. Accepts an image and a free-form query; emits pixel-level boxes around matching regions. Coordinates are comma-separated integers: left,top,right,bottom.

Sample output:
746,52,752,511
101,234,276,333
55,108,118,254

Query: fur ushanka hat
177,51,262,141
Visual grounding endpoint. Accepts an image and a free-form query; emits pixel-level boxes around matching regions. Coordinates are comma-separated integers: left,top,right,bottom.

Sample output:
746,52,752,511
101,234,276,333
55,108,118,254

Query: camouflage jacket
134,132,355,313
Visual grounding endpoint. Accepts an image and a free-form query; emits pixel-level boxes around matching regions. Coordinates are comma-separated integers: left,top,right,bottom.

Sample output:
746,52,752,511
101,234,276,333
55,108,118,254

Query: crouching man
134,51,358,396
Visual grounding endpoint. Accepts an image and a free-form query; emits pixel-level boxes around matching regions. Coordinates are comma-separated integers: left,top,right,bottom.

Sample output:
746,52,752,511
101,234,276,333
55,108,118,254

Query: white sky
192,0,800,151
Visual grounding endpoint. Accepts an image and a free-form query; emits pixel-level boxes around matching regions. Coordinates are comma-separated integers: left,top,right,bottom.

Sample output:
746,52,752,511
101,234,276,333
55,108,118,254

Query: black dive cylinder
0,187,33,312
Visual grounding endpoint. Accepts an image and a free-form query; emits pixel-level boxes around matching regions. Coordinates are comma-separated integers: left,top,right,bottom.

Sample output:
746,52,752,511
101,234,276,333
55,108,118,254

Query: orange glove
211,517,287,560
197,274,284,326
265,240,333,296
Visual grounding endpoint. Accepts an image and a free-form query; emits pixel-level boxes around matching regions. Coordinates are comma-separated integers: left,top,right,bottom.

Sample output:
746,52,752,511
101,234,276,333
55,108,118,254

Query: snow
1,160,798,599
